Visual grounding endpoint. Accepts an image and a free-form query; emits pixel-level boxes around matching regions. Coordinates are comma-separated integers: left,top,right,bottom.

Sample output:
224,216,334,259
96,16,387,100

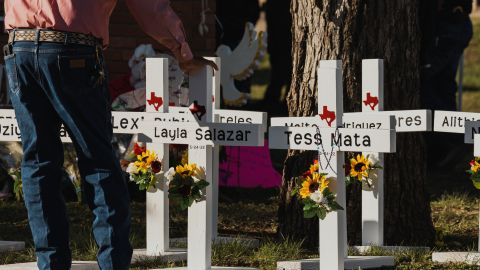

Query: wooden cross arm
344,110,432,132
435,111,480,133
141,122,265,147
268,126,396,153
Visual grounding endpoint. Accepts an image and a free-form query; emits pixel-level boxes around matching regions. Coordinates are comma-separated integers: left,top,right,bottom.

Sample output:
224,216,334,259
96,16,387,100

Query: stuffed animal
128,44,156,90
112,44,188,111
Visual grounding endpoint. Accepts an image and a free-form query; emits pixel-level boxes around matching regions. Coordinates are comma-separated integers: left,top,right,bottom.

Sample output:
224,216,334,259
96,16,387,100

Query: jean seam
5,54,20,95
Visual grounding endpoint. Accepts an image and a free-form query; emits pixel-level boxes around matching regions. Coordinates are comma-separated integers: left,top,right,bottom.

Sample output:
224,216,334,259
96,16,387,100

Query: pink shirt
4,0,193,62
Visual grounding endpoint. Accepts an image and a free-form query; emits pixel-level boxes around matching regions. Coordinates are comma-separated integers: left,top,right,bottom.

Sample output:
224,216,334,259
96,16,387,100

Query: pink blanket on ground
219,140,282,188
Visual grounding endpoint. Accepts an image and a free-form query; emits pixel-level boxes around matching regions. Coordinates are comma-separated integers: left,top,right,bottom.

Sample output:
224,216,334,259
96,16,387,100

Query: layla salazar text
154,127,252,142
284,131,371,147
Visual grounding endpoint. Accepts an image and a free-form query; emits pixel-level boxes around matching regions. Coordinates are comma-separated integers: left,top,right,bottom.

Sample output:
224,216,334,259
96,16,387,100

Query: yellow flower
175,163,198,176
193,166,206,181
319,175,329,193
309,160,319,175
471,160,480,174
350,154,371,181
299,172,328,199
134,160,148,173
137,150,157,166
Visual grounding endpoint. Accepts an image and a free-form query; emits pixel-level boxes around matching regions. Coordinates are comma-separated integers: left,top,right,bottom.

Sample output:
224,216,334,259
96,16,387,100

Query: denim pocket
58,54,101,94
4,54,20,95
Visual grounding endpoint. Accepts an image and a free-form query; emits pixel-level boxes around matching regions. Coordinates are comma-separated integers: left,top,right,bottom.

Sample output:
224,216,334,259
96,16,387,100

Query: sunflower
350,154,371,181
175,163,198,177
134,160,148,173
299,172,328,199
137,150,157,165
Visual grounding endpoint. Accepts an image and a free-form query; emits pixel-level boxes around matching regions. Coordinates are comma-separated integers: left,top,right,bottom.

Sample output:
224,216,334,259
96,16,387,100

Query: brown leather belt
8,29,102,47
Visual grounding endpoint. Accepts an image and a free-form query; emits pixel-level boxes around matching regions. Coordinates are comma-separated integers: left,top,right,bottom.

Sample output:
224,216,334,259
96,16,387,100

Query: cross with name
344,59,432,248
468,126,480,252
139,57,265,270
431,107,480,267
430,126,480,265
270,60,396,270
140,58,267,261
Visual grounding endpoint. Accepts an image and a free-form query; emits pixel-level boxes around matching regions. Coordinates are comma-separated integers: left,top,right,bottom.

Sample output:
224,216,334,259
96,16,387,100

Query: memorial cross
343,59,432,248
144,57,266,253
142,58,265,270
269,60,396,270
430,127,480,265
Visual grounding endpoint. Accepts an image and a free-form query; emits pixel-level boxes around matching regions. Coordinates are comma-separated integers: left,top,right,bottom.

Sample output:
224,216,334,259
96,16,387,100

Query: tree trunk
278,0,435,247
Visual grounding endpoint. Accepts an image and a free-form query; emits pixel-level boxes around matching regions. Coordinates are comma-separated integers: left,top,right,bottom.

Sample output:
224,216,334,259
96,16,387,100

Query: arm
125,0,193,63
126,0,217,73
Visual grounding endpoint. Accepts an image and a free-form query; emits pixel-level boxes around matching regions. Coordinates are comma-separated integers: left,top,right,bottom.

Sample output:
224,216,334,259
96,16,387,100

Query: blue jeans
4,40,132,270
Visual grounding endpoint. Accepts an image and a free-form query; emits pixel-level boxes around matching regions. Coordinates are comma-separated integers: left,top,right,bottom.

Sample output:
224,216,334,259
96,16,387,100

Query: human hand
179,56,219,74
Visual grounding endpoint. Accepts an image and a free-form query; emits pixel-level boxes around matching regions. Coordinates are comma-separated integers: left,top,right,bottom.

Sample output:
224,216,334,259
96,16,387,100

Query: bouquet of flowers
467,157,480,189
125,143,163,191
165,163,209,210
346,154,382,188
292,160,343,220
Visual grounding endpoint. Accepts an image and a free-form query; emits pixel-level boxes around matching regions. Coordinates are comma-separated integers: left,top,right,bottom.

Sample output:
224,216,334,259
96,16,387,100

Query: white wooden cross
270,60,396,270
143,57,266,258
431,127,480,265
142,58,264,270
468,127,480,252
342,59,432,248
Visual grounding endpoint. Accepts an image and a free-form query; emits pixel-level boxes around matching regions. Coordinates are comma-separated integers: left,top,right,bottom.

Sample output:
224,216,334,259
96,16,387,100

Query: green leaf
196,180,209,189
303,209,316,219
330,201,344,211
303,203,313,211
317,208,327,220
473,179,480,190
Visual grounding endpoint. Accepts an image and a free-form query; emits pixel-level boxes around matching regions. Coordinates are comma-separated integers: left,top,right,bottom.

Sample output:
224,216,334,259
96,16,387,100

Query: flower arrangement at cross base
467,157,480,189
292,160,343,220
125,143,163,191
165,163,209,211
346,154,382,188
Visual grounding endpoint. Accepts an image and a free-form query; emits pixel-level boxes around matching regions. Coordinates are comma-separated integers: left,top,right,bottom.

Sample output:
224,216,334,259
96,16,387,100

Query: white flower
154,171,168,190
193,166,206,183
126,163,138,174
165,167,176,183
309,191,326,204
368,154,379,164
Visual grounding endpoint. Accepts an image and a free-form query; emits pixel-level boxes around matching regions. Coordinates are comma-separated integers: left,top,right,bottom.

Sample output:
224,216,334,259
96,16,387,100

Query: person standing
421,0,473,111
420,0,473,167
3,1,216,269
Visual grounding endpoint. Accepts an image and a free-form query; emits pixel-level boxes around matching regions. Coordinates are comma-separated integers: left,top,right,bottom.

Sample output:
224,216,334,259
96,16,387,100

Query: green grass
462,17,480,92
461,17,480,112
2,195,480,269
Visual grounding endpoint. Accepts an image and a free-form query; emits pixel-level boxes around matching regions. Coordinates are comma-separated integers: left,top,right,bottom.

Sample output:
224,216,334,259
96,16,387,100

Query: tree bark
278,0,435,247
